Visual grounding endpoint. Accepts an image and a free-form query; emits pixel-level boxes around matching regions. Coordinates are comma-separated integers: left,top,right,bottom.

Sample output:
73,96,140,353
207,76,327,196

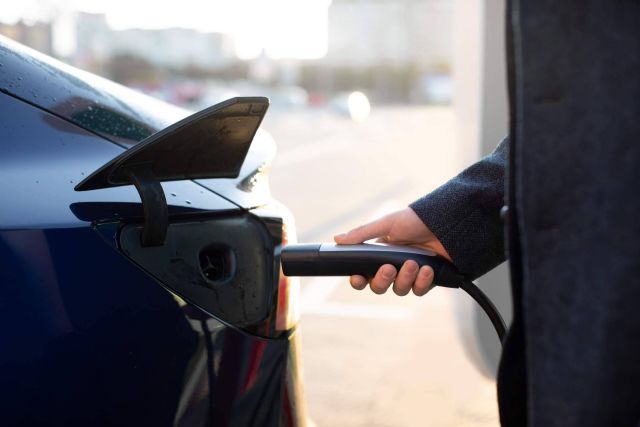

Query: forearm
409,137,508,279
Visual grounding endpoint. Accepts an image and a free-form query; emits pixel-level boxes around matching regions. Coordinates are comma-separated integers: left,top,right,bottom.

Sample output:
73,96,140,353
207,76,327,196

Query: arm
335,137,508,295
409,137,507,279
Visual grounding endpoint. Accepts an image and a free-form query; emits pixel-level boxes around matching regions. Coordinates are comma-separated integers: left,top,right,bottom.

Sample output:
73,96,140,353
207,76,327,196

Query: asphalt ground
265,106,500,427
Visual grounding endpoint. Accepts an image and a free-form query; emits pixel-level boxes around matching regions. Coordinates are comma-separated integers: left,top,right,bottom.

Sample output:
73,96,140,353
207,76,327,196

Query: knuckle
404,260,419,273
419,266,434,282
394,273,412,289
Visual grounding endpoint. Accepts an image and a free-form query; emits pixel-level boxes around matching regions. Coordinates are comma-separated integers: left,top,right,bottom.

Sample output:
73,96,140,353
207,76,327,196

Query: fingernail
335,233,347,239
382,266,395,279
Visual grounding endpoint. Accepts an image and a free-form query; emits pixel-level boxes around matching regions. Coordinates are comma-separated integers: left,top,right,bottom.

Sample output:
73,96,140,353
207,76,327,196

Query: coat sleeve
409,137,508,279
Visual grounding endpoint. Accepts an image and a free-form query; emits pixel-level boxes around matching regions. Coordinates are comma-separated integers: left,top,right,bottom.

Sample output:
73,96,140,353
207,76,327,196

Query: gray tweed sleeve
409,137,508,279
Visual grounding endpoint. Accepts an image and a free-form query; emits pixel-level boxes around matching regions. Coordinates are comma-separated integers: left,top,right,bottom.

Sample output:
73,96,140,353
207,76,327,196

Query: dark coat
410,1,640,425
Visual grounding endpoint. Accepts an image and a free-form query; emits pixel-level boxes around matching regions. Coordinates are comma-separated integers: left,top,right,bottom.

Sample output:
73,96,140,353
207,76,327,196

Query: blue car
0,35,306,426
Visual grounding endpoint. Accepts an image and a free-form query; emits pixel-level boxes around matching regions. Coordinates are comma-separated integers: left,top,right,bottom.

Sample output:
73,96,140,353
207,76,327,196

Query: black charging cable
281,243,507,345
458,279,506,344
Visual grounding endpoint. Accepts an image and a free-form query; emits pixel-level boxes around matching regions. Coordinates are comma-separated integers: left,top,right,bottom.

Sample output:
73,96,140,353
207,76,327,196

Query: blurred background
1,1,510,425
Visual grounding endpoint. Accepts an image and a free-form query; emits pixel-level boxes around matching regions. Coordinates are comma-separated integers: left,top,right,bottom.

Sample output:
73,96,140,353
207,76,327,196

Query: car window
0,36,189,147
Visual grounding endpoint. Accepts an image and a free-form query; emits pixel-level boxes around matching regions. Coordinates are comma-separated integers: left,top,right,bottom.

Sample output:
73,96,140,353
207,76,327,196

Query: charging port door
119,213,276,329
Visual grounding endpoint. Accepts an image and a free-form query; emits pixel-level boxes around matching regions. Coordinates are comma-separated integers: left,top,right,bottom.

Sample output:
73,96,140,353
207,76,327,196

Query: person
334,2,640,426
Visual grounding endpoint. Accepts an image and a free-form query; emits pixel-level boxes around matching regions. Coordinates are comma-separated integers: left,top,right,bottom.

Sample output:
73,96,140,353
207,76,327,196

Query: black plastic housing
119,213,276,328
75,97,269,191
281,243,464,287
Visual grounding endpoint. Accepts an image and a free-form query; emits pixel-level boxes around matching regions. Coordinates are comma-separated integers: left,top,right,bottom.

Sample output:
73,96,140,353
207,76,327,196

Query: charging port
199,246,235,283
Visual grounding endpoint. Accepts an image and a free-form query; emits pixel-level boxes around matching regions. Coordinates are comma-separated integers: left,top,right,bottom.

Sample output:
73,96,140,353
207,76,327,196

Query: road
264,106,500,427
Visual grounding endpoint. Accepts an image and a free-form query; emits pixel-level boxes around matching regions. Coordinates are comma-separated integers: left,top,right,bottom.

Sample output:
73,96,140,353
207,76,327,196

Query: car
0,35,306,426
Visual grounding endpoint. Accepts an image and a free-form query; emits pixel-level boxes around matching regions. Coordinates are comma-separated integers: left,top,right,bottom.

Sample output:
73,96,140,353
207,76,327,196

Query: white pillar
452,0,510,378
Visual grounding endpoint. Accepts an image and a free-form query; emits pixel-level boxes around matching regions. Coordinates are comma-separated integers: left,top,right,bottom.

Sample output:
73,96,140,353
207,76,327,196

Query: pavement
265,105,500,427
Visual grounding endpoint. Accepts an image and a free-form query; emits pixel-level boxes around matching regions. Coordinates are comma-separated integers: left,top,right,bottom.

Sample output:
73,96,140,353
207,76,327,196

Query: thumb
334,216,392,244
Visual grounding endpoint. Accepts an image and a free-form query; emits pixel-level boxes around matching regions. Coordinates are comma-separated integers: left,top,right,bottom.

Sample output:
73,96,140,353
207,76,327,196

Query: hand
334,207,452,296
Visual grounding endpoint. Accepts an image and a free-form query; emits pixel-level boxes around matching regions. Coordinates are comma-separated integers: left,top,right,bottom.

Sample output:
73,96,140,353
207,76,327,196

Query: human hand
334,208,452,296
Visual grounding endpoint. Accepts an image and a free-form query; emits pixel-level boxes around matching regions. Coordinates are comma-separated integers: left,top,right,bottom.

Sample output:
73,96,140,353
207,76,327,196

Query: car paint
0,34,305,426
0,224,304,426
0,94,236,229
0,35,275,211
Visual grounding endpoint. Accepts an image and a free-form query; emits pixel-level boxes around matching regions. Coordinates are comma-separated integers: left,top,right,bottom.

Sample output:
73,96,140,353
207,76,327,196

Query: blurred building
327,0,452,70
74,13,236,72
0,20,53,55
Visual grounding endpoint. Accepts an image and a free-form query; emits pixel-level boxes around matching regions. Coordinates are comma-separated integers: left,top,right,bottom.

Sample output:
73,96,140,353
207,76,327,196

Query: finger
392,260,419,296
374,236,407,245
334,216,392,244
369,264,396,294
349,275,368,290
375,236,407,245
412,266,434,296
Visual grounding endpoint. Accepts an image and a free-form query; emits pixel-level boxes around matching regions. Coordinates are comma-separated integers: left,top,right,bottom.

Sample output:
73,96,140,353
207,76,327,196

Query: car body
0,35,306,426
